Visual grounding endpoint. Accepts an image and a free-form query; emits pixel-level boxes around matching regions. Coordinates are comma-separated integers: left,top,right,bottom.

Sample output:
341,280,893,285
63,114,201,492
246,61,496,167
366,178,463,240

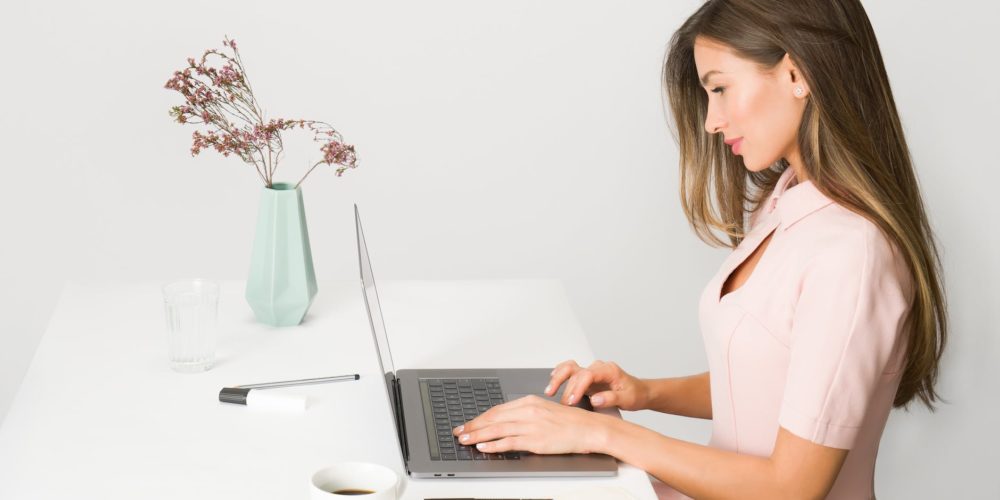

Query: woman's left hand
452,395,615,455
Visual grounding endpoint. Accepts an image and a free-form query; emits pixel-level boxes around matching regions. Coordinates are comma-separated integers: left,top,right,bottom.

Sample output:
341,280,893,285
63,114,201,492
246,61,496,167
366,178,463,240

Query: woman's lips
730,138,743,155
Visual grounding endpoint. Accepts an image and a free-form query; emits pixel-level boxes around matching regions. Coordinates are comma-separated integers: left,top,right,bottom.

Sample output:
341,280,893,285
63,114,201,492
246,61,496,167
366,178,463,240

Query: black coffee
332,489,375,495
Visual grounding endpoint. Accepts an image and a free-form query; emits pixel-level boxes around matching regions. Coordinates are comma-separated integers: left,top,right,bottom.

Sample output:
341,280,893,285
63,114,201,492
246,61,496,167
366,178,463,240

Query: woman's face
693,36,810,174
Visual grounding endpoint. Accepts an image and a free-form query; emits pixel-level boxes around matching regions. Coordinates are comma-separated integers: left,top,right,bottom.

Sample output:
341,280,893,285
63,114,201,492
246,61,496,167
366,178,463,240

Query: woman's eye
711,87,725,94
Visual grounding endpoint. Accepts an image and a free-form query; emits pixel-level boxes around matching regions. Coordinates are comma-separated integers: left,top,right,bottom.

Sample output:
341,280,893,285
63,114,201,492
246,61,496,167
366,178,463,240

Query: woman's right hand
544,359,649,411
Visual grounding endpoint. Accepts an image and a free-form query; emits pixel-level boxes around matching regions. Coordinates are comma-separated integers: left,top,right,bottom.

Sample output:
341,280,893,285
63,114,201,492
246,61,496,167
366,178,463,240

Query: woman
453,0,948,498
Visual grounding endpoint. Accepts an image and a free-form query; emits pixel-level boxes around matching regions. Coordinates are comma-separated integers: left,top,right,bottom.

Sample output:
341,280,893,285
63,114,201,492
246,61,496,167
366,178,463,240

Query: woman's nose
704,106,726,135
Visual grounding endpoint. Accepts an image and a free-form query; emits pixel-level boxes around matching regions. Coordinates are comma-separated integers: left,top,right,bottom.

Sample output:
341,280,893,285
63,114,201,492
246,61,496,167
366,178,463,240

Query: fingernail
592,395,604,405
568,394,576,405
460,434,470,442
550,369,555,375
544,384,551,394
476,443,487,450
454,425,464,433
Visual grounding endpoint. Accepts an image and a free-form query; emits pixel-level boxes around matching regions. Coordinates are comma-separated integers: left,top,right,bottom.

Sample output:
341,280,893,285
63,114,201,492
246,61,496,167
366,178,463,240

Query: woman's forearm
597,416,783,499
643,371,712,419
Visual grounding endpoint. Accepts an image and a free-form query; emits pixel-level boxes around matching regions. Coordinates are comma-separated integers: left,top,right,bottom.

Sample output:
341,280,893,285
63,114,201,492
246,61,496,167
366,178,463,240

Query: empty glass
162,279,219,373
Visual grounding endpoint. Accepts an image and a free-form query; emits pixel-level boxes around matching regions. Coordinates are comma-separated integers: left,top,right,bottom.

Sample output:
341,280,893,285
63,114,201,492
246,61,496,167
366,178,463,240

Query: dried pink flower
165,35,357,188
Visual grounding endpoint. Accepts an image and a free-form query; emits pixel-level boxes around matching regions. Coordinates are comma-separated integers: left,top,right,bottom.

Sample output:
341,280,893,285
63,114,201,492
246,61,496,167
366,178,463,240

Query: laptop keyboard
422,377,521,461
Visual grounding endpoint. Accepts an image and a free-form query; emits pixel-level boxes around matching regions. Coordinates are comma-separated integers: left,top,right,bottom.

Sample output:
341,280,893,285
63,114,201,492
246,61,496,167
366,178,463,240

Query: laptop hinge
392,376,410,464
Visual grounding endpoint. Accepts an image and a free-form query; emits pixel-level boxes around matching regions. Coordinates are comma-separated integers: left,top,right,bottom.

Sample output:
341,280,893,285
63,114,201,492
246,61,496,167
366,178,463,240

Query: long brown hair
662,0,947,410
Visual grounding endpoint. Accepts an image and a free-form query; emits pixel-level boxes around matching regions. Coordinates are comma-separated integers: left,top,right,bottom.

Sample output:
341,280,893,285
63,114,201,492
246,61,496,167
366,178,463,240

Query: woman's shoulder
795,202,896,258
788,202,914,298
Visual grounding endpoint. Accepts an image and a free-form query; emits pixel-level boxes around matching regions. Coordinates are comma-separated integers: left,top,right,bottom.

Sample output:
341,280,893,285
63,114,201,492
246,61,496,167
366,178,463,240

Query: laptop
354,204,619,478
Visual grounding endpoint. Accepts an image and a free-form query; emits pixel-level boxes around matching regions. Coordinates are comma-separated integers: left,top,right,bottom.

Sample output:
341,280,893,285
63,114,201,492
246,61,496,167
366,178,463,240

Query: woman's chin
742,160,768,173
743,157,784,173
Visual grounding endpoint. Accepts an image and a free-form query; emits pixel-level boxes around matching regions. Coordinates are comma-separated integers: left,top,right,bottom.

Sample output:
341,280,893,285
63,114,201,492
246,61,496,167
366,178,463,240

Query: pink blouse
658,166,914,499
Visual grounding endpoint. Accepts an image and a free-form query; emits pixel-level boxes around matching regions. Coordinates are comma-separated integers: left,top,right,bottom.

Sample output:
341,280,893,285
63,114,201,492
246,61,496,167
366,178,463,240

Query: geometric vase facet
245,182,318,326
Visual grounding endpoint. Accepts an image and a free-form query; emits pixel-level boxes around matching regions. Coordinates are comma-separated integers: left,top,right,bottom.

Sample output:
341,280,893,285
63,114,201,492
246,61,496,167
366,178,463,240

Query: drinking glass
162,279,219,373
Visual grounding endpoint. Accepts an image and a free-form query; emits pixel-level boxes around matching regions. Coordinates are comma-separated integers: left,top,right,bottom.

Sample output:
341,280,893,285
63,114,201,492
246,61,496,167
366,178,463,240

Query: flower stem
295,161,324,190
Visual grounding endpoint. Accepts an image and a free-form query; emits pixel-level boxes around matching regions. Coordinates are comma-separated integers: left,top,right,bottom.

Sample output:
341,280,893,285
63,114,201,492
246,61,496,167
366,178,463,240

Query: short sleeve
777,228,913,449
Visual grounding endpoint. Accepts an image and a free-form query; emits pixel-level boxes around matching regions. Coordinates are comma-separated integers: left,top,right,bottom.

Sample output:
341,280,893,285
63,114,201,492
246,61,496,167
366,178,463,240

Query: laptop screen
355,206,398,376
354,205,406,457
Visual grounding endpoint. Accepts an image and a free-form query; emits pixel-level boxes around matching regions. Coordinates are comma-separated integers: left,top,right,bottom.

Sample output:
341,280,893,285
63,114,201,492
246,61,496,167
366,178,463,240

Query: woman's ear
782,52,810,98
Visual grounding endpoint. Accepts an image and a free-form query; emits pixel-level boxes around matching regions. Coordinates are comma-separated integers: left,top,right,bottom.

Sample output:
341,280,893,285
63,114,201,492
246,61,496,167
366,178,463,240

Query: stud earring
794,87,804,97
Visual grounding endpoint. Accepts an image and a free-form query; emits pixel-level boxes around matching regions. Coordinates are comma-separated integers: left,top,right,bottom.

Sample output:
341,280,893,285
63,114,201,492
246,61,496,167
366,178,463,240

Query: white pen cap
219,387,308,412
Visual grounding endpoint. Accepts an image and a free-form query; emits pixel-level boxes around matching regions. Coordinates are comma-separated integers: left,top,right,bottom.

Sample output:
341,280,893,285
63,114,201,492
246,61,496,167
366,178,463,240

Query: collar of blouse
753,166,836,232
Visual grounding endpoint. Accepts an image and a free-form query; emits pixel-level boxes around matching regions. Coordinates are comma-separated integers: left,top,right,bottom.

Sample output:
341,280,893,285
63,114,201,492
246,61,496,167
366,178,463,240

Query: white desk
0,279,656,499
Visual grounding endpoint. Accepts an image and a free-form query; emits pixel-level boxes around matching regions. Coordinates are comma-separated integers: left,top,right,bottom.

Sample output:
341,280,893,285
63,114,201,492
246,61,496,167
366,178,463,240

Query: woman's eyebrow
700,70,723,87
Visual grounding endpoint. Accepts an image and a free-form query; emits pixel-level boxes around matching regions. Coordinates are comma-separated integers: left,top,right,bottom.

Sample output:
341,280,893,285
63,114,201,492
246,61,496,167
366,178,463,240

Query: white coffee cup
309,462,399,499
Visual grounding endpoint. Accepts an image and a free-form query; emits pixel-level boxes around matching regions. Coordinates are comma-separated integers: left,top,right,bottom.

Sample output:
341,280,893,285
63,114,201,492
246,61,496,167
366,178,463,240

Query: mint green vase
245,182,318,326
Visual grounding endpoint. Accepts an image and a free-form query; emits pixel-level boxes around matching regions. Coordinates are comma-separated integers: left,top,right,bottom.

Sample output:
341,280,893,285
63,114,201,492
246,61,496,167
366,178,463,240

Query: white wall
1,0,996,497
